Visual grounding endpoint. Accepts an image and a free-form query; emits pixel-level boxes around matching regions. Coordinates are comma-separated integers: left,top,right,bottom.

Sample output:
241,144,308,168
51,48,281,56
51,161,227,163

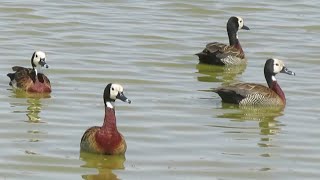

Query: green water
0,1,319,180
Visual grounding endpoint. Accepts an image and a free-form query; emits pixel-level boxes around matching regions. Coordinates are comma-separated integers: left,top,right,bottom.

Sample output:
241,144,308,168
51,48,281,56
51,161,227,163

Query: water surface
0,1,319,179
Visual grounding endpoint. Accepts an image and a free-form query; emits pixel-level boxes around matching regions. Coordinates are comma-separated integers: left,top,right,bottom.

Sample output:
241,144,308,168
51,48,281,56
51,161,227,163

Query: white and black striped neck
265,73,277,89
265,68,277,89
264,59,276,88
33,66,44,76
105,101,115,109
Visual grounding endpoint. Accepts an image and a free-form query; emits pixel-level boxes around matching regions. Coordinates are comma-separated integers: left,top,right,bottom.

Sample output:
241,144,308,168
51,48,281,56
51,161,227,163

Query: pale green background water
0,1,319,180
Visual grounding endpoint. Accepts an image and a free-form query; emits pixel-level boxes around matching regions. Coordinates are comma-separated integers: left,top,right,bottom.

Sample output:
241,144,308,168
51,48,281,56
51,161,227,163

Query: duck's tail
7,73,15,85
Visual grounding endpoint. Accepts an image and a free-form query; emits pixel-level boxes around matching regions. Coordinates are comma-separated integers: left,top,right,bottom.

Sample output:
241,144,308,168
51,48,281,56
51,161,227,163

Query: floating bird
196,16,249,65
80,83,131,155
213,58,295,106
7,51,51,93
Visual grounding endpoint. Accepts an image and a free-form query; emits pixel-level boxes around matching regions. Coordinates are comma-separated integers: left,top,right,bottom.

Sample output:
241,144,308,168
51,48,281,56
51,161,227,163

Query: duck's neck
34,66,44,75
265,74,286,104
228,30,243,54
30,68,39,82
102,102,118,131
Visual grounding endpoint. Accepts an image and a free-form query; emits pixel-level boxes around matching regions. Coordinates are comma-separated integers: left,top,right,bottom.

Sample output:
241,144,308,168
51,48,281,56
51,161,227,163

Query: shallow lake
0,1,319,179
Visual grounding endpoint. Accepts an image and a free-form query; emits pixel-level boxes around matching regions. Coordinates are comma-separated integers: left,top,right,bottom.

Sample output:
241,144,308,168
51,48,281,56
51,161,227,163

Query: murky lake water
0,1,319,179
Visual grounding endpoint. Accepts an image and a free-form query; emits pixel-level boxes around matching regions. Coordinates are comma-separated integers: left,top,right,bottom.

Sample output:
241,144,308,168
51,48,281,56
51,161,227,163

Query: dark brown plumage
7,51,51,93
213,58,295,106
196,16,249,65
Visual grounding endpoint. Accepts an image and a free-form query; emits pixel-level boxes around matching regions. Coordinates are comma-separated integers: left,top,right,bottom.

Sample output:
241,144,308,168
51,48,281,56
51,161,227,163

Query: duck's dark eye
111,88,114,91
36,55,38,58
275,63,279,66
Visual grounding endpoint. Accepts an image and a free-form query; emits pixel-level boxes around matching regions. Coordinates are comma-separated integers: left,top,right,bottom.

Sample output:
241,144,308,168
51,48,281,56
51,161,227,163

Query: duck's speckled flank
213,59,295,106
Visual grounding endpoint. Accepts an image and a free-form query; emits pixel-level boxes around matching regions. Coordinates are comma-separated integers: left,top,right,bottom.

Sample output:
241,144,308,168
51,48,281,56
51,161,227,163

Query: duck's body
7,66,51,93
196,16,249,65
214,58,295,106
214,82,285,106
80,107,127,155
7,51,51,93
80,83,131,155
197,42,246,65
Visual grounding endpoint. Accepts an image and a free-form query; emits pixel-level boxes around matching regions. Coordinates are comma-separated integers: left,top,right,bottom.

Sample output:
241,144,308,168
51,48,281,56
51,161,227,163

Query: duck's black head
103,83,131,106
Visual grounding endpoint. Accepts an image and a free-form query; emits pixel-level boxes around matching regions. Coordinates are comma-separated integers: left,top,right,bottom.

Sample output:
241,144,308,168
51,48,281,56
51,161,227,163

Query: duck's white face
236,16,244,30
271,58,295,81
109,84,124,100
105,83,131,108
273,59,285,74
32,51,48,68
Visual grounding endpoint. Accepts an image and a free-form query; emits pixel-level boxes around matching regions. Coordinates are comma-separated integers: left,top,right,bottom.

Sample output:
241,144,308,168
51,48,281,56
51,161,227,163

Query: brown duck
213,58,295,106
196,16,250,65
80,83,131,155
7,51,51,93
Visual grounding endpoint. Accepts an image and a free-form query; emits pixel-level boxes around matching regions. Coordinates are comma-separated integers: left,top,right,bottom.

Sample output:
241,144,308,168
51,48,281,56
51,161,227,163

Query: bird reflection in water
217,104,284,136
26,98,42,122
8,90,51,148
210,104,284,172
80,151,125,180
12,90,50,123
196,63,246,84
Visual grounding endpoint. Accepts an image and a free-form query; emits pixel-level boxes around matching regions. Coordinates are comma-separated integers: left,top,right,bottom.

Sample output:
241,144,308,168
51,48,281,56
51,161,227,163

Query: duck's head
31,51,48,70
103,83,131,106
264,58,295,80
227,16,250,32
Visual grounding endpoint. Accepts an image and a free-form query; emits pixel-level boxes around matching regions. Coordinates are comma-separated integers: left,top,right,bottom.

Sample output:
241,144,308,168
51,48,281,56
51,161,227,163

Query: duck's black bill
116,92,131,104
39,58,49,68
281,67,295,76
242,25,250,30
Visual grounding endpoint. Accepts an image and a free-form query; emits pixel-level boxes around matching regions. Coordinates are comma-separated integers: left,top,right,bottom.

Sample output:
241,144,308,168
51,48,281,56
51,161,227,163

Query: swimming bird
213,58,295,106
7,51,51,93
80,83,131,155
196,16,250,65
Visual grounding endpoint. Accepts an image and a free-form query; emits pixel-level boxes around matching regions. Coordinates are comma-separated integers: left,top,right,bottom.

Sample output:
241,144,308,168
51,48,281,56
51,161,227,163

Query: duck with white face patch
80,83,131,155
213,58,295,106
31,51,49,74
196,16,250,65
7,51,51,93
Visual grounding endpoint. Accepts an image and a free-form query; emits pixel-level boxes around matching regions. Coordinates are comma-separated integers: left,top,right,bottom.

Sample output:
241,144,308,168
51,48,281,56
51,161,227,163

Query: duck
80,83,131,155
213,58,295,106
7,51,51,93
196,16,250,65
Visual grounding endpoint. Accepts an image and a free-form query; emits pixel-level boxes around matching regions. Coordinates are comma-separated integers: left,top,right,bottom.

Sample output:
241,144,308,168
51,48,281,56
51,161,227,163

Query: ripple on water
0,1,320,180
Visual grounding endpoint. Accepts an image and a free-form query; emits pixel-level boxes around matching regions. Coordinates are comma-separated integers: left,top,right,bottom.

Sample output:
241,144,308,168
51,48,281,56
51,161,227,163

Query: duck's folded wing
12,66,32,72
217,83,274,96
11,66,34,89
214,83,279,104
205,42,242,59
80,126,100,152
38,73,51,85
